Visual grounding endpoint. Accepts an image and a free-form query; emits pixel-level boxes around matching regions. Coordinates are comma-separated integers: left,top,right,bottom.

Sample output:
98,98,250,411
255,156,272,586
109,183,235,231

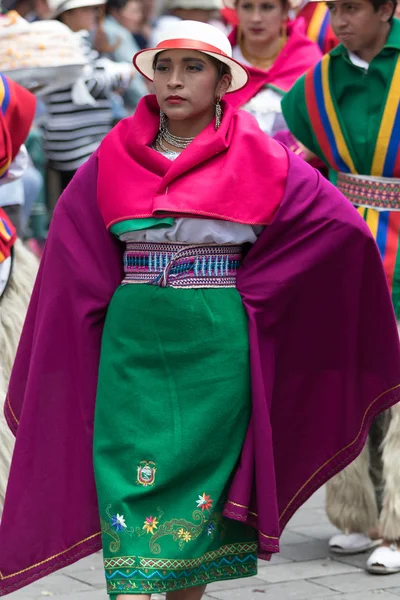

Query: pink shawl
97,95,288,228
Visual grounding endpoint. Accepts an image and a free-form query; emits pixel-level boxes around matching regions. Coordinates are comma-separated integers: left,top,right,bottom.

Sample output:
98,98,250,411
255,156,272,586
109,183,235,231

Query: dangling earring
215,98,222,130
160,110,167,132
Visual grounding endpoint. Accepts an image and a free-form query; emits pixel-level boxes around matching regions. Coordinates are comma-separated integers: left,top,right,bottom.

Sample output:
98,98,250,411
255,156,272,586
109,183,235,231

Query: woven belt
337,172,400,211
122,242,243,289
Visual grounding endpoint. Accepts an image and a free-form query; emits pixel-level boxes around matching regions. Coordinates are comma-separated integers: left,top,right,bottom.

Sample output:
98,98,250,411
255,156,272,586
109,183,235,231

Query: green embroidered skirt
94,283,258,596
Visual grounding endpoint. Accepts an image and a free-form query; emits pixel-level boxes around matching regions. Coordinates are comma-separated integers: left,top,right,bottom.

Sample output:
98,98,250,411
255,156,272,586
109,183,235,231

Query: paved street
7,487,400,599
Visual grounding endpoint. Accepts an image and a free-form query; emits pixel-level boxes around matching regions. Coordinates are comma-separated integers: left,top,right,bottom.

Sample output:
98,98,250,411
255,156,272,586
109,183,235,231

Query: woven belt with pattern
337,172,400,211
122,242,243,289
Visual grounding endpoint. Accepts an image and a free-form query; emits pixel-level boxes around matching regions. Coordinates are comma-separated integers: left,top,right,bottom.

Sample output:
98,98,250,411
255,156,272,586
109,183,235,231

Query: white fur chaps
326,402,400,541
0,240,38,515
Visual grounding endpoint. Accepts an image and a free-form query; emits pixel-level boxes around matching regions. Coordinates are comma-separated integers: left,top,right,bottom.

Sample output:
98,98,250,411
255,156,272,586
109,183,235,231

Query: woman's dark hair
105,0,138,14
152,51,232,82
208,54,233,82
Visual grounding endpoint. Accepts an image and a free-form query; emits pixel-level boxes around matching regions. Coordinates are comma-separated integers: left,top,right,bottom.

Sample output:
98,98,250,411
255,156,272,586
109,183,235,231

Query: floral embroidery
177,527,193,543
207,522,215,536
143,516,159,534
196,493,213,512
101,505,135,553
137,461,157,487
136,508,225,554
111,513,127,532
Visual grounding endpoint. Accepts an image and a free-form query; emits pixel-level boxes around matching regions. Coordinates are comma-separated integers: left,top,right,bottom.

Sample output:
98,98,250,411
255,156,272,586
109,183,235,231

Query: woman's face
236,0,287,46
113,0,143,32
153,50,231,125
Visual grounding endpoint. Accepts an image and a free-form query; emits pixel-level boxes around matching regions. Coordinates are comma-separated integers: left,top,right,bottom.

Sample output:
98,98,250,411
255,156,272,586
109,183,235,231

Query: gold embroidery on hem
6,394,19,426
225,501,258,519
259,531,280,541
0,532,101,580
279,385,400,521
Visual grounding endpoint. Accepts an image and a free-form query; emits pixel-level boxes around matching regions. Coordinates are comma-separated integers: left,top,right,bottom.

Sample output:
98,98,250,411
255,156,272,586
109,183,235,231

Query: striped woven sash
307,4,331,53
305,53,400,177
336,173,400,302
122,242,243,289
305,53,400,308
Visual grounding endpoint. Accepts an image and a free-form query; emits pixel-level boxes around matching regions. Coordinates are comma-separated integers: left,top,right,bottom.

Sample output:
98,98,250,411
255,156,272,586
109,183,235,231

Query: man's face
326,0,392,54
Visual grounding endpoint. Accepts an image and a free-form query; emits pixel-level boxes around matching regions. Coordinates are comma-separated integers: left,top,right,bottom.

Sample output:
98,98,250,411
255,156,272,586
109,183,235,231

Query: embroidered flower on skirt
143,516,159,534
196,493,213,511
111,513,127,532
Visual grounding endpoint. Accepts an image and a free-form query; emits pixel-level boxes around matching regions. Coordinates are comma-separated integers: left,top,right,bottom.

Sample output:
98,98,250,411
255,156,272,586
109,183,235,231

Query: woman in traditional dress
0,19,399,600
222,0,322,137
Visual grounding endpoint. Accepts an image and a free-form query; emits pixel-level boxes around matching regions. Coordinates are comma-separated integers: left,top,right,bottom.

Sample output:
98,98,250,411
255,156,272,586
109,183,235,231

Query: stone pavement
8,487,400,600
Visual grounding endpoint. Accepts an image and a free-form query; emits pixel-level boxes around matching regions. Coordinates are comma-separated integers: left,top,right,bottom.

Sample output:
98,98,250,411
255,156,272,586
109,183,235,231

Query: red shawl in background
227,20,322,108
0,73,36,180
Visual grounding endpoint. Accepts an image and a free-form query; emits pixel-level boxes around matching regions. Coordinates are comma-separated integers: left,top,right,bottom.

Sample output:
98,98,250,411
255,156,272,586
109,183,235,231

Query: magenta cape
227,20,322,108
97,96,288,228
1,121,400,595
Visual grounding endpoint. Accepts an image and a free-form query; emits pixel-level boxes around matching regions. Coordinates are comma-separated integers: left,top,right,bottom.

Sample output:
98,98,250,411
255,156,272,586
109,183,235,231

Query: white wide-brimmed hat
165,0,223,9
48,0,105,17
133,20,249,92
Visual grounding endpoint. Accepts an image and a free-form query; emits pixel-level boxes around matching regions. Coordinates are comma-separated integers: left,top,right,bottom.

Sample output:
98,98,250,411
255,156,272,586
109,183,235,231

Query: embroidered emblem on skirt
137,460,157,486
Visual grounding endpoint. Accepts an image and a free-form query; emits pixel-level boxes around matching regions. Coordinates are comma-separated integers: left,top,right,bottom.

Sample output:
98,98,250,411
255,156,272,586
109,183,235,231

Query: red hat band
156,38,229,58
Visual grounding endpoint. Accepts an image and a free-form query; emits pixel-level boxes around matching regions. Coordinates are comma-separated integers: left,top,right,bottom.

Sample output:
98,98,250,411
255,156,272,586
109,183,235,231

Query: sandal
367,544,400,574
329,533,382,555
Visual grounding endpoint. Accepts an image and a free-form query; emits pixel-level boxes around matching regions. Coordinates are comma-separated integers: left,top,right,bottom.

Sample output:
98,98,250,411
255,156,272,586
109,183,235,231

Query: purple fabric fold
0,149,399,595
227,153,400,555
0,153,123,594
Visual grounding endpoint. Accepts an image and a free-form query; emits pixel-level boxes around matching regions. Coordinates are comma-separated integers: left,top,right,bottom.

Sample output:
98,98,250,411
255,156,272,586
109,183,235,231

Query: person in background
223,0,321,138
135,0,157,46
42,0,135,193
0,0,51,20
282,0,400,573
151,0,224,45
0,74,36,237
0,74,38,517
101,0,149,109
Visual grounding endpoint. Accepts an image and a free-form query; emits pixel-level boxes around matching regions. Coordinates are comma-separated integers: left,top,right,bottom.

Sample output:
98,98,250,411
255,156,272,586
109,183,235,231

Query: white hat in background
47,0,105,18
134,19,248,92
165,0,223,10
